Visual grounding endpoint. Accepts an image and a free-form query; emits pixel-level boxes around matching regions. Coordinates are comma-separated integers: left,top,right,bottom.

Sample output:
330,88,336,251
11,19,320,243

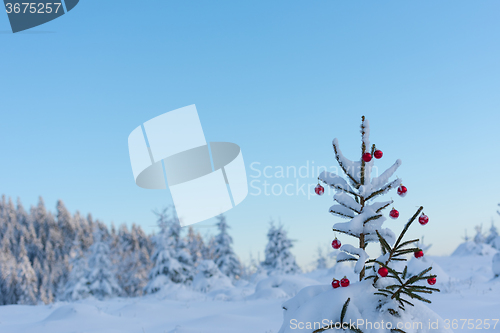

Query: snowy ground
0,254,499,333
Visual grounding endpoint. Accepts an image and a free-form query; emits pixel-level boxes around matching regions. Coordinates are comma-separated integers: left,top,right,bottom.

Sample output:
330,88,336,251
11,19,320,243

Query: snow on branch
336,252,357,262
332,208,379,237
367,200,393,213
332,139,361,187
340,244,369,274
371,159,402,191
361,117,370,152
329,205,355,219
334,192,362,214
365,178,402,201
360,117,371,185
318,171,355,195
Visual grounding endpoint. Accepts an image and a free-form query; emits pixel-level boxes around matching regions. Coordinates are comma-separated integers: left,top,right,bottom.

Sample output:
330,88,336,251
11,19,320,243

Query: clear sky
1,1,500,270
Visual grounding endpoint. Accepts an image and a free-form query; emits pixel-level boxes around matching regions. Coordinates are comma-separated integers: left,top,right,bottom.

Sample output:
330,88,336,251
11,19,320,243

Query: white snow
370,159,402,192
318,170,354,193
334,192,362,213
0,254,499,333
451,241,497,256
339,244,369,274
493,253,500,277
332,139,362,185
329,204,355,219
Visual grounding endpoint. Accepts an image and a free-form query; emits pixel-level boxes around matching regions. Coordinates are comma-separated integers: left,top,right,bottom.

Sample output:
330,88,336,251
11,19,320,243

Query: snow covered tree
62,248,89,301
145,208,194,293
192,259,233,293
84,230,122,299
0,239,17,305
315,246,328,270
15,236,38,305
473,225,485,244
64,229,121,300
278,117,448,333
212,214,242,280
186,226,205,266
115,223,151,297
485,220,499,249
261,222,301,275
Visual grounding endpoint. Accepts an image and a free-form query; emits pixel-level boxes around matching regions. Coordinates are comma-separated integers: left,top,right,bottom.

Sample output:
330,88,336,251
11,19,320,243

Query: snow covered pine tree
278,117,451,333
145,208,194,293
262,222,301,275
213,214,242,280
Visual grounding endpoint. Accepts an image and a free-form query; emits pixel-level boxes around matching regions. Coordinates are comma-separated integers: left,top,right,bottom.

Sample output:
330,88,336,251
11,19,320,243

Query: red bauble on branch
427,277,437,285
419,213,429,225
397,185,407,197
389,208,399,219
315,184,324,196
340,277,350,287
331,238,341,249
362,152,372,162
414,250,424,259
378,267,389,277
331,279,340,289
374,149,383,159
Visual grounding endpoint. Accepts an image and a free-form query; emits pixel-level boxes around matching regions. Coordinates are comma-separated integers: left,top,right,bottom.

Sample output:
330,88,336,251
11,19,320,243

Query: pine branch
340,298,351,324
401,290,431,303
393,248,419,257
332,142,360,188
362,214,383,225
391,328,406,333
360,116,369,187
376,201,392,213
330,209,355,219
333,228,360,239
396,239,420,250
337,257,358,262
336,199,362,214
400,298,414,307
409,285,440,292
393,207,423,249
376,230,392,253
365,178,400,201
319,178,360,198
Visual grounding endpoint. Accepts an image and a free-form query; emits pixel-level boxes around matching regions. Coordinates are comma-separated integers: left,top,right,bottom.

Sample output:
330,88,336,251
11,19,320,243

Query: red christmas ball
419,213,429,225
414,250,424,259
340,277,350,287
397,185,407,197
427,277,437,285
315,184,324,196
331,239,341,249
331,279,340,289
389,208,399,219
378,267,389,277
362,152,372,162
374,150,383,159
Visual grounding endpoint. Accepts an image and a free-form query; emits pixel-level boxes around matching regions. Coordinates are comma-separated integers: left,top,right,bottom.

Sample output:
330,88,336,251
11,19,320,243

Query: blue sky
1,1,500,269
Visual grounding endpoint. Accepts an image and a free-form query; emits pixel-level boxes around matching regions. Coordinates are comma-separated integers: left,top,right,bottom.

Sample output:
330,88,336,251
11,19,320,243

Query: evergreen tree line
0,196,301,305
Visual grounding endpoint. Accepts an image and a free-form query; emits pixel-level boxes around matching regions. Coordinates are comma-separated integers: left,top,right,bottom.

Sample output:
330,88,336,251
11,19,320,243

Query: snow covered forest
0,195,301,305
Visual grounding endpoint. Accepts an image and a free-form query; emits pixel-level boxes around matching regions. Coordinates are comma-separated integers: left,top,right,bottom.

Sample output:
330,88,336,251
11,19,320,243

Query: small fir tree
213,214,242,280
145,208,194,293
278,117,445,333
261,222,301,275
